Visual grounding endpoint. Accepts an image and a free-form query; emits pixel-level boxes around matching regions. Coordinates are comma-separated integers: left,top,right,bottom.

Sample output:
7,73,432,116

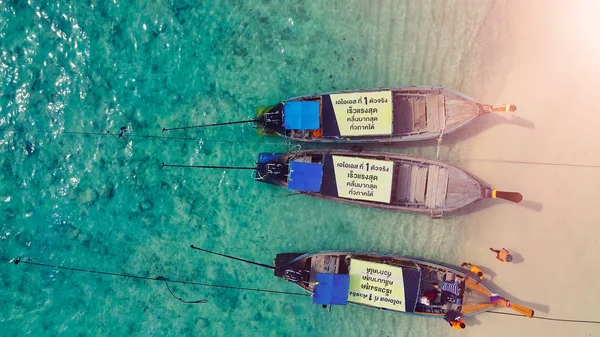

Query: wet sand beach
457,1,600,336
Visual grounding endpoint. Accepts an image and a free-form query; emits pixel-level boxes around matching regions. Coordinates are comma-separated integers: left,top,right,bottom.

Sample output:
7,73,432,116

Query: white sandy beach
457,1,600,336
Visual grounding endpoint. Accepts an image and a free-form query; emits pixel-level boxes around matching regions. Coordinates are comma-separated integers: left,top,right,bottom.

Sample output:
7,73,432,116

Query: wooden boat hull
273,251,510,317
255,149,519,217
256,86,500,143
189,246,532,320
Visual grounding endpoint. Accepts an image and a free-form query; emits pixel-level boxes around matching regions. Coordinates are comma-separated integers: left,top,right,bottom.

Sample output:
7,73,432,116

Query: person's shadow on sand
505,249,525,264
463,315,482,327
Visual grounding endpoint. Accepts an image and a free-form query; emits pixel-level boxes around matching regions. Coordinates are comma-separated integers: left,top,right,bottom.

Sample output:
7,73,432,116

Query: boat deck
392,94,428,134
308,255,341,286
391,91,446,136
393,163,449,209
426,93,446,133
415,264,465,315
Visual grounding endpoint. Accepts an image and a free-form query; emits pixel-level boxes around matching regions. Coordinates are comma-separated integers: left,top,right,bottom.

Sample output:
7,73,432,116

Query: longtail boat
162,87,515,144
274,251,534,318
255,86,515,143
254,149,522,217
191,246,535,321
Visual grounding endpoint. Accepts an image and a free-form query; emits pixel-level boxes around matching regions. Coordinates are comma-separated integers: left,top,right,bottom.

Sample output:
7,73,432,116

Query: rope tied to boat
12,257,208,304
0,128,290,147
7,257,309,304
486,311,600,325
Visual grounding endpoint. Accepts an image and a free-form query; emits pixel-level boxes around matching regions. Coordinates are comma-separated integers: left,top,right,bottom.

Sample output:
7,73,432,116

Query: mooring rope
4,128,600,168
459,158,600,169
5,256,600,323
5,257,310,303
162,119,259,132
0,128,289,146
487,311,600,324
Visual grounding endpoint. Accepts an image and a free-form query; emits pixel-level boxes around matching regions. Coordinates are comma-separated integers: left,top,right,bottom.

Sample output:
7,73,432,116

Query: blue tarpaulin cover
257,152,282,164
287,161,323,192
283,101,320,130
313,273,350,305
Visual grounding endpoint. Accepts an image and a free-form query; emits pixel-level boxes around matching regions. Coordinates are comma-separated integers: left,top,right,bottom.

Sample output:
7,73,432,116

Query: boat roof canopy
283,101,320,130
320,155,394,204
347,258,421,312
313,273,350,305
288,161,323,192
321,91,393,137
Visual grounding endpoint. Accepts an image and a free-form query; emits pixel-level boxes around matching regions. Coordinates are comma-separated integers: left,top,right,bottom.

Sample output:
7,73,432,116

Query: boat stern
256,103,284,136
273,252,312,286
254,152,288,185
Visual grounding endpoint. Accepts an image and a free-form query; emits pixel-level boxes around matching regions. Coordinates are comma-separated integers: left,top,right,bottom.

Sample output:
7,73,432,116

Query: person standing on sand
489,248,513,263
461,262,484,282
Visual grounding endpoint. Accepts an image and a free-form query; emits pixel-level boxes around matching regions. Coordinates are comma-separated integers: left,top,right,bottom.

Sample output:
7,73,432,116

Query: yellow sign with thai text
332,155,394,203
330,91,393,136
347,259,407,312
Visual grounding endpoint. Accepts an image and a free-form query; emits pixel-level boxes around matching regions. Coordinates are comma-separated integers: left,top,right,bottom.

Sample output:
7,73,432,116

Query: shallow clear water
1,0,508,335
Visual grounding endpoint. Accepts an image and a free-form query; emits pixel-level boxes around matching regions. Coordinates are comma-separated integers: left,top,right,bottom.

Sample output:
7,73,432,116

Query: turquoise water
1,1,509,336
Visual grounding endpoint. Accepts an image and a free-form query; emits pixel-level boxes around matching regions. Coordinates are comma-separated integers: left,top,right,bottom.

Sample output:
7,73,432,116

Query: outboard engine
264,111,283,128
266,163,283,175
282,269,303,282
260,103,283,130
254,162,286,181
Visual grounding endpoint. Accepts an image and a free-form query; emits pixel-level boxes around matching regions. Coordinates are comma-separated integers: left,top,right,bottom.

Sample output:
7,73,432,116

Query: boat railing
395,202,428,208
400,130,432,136
396,93,428,98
